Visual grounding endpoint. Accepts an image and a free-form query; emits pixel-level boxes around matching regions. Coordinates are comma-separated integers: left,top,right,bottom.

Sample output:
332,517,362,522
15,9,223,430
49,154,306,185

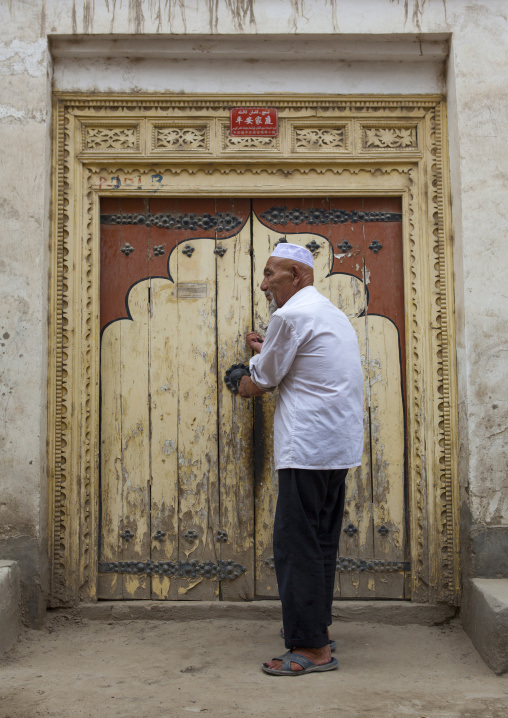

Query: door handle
224,363,251,394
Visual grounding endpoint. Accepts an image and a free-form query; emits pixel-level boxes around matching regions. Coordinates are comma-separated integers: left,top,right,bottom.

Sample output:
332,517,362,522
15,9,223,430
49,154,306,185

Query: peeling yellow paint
178,579,203,595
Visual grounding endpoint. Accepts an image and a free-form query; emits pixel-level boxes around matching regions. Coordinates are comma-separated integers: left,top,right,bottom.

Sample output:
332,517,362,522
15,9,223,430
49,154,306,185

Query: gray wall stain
390,0,417,28
226,0,256,31
150,0,163,32
289,0,306,33
289,0,339,32
105,0,119,33
208,0,256,33
326,0,339,32
129,0,145,33
146,0,188,34
389,0,447,28
72,0,77,34
39,0,46,38
165,0,188,33
207,0,219,33
83,0,95,34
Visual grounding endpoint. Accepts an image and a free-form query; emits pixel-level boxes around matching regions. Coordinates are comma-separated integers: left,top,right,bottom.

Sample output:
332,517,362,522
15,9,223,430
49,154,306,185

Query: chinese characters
230,108,278,137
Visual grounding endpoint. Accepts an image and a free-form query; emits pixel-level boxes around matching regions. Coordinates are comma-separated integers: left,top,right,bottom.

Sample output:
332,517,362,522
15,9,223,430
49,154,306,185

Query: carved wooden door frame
48,93,459,606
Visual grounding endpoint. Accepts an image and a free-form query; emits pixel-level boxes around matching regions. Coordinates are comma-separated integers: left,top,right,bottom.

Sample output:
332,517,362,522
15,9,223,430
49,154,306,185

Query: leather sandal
263,650,339,676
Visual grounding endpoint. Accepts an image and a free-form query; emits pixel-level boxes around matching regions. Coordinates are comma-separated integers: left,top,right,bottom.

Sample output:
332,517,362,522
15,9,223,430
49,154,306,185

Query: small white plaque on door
176,282,209,299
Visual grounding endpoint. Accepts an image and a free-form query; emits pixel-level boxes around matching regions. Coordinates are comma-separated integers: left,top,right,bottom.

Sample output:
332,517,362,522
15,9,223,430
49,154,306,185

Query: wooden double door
98,197,407,600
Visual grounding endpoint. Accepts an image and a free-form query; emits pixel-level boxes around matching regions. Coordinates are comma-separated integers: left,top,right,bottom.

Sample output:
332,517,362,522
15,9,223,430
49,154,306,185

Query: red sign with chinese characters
230,108,278,136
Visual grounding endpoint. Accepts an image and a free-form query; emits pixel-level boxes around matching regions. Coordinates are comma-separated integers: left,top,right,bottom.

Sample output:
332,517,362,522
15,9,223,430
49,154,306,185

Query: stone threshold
73,600,457,626
466,579,508,675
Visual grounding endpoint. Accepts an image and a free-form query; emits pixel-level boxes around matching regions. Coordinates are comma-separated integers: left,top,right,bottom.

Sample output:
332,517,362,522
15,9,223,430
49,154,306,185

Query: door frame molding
48,93,459,605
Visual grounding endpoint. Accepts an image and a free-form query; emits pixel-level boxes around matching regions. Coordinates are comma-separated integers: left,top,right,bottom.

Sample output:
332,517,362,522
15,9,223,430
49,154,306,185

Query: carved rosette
49,94,458,607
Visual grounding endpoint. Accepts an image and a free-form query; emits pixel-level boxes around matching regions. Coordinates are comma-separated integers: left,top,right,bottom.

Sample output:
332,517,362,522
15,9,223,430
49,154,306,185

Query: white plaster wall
0,8,51,623
51,34,448,93
444,4,508,528
52,56,445,94
41,0,451,35
0,0,507,609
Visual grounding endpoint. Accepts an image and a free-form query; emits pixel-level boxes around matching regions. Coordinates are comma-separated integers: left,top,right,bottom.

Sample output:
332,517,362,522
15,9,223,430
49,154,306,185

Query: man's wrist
239,375,264,398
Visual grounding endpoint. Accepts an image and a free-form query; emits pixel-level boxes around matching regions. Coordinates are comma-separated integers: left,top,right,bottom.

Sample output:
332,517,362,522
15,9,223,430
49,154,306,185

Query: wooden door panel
172,239,220,600
368,315,405,598
216,213,255,600
99,285,151,599
150,277,179,599
99,198,152,600
251,215,280,596
117,282,151,598
99,196,407,601
98,322,124,599
338,316,375,598
251,198,407,599
99,197,253,600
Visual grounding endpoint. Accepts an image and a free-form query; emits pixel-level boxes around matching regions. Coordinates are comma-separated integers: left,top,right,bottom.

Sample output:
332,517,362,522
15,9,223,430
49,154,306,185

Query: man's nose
260,278,268,291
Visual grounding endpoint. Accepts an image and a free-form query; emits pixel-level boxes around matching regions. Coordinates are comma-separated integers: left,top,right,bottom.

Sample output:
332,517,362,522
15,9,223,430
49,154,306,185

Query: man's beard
265,291,278,314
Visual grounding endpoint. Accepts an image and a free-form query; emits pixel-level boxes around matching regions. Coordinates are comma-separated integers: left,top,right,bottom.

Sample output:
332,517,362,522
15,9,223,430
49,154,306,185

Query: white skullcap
270,242,314,268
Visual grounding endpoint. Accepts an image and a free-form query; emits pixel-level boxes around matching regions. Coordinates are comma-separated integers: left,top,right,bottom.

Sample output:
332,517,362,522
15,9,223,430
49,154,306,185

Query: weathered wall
444,5,508,584
0,9,51,626
0,0,507,621
51,34,447,93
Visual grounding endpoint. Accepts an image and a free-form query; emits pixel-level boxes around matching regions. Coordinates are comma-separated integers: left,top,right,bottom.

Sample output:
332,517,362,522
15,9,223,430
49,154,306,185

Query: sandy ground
1,614,508,718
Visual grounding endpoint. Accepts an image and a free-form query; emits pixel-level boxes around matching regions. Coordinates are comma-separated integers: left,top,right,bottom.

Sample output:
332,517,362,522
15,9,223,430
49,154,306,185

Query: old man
238,242,364,676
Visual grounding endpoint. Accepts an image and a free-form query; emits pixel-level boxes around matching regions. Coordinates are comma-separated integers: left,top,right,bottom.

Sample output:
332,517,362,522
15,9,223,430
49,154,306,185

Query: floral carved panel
221,122,280,152
293,126,349,152
82,125,140,152
152,125,209,151
362,126,418,150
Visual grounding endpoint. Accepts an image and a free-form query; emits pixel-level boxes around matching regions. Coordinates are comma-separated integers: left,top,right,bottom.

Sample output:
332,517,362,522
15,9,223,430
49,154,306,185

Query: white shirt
249,286,364,471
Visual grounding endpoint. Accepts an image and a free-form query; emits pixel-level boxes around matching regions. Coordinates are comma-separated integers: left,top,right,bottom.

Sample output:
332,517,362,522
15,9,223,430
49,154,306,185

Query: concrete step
0,560,20,655
466,579,508,675
76,599,456,626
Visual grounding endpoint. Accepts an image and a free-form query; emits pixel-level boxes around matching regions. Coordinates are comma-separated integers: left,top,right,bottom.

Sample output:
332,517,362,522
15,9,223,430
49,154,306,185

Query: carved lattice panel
361,125,418,151
221,122,280,152
151,125,209,151
292,125,349,152
82,125,140,152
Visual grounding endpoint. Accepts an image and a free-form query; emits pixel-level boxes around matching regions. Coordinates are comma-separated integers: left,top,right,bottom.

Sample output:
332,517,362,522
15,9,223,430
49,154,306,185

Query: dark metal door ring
224,363,251,394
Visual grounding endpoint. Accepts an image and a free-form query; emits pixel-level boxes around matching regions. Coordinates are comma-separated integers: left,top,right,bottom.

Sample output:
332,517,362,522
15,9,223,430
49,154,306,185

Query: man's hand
246,331,264,354
238,375,265,398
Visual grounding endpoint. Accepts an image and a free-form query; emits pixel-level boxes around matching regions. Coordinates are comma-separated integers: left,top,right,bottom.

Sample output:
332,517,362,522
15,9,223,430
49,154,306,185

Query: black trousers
273,467,348,650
